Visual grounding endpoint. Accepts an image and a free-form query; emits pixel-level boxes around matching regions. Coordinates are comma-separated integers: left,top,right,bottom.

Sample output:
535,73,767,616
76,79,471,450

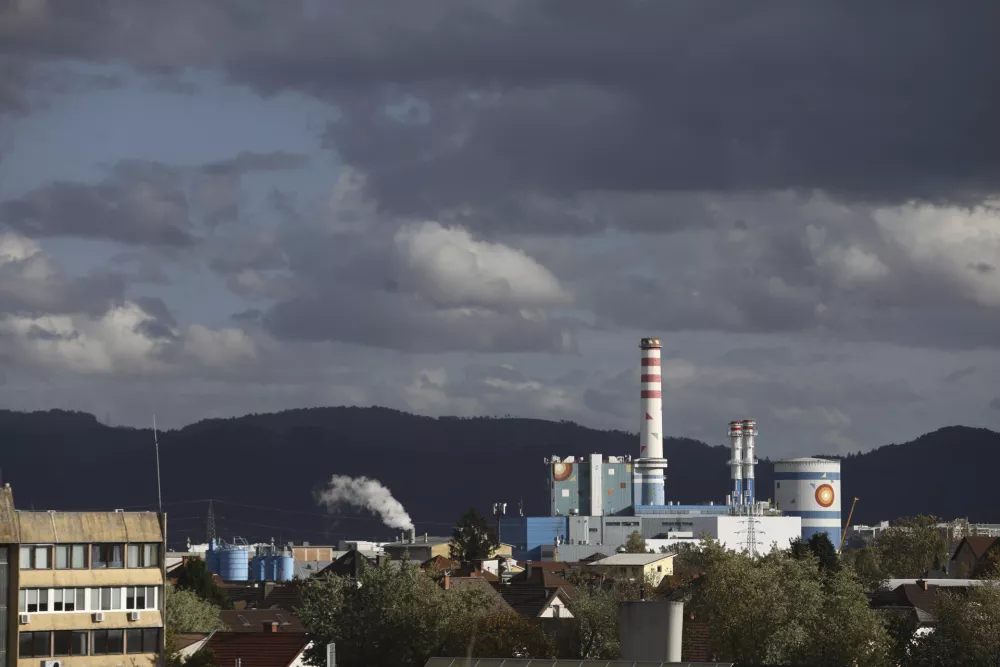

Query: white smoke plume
316,475,414,531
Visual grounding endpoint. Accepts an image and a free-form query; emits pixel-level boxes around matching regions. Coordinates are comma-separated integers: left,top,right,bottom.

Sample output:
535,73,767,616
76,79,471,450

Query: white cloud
394,221,572,309
0,302,168,374
181,324,257,368
875,202,1000,307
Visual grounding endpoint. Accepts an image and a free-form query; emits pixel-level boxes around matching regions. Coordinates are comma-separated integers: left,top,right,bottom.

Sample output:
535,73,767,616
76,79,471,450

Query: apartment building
1,486,166,667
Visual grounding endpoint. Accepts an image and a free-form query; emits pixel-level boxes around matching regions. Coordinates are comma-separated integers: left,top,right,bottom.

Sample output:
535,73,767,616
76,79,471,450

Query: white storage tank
774,457,842,548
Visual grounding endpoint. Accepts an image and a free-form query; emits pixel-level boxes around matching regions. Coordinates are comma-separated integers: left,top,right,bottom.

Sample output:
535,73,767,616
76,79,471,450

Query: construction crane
839,496,860,553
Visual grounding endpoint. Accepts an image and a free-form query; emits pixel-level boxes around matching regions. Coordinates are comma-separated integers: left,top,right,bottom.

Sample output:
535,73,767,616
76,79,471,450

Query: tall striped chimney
635,337,668,506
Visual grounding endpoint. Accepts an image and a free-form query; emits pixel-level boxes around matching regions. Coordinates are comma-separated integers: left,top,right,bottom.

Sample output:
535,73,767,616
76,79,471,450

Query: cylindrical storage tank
278,555,295,582
774,457,842,548
205,546,220,575
218,547,249,582
249,555,264,582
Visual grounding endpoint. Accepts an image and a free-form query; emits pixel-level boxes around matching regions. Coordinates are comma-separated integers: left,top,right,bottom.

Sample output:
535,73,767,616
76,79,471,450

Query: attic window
238,615,250,627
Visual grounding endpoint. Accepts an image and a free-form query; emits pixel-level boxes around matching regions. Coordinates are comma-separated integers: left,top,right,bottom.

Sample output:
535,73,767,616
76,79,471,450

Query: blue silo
249,554,265,582
277,554,294,582
215,539,249,582
205,539,220,575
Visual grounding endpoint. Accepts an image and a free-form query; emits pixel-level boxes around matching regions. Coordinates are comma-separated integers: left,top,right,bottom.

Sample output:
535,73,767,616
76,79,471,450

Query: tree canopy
450,507,500,562
173,557,231,609
297,556,549,667
904,583,1000,666
871,515,948,579
684,539,892,666
623,531,647,554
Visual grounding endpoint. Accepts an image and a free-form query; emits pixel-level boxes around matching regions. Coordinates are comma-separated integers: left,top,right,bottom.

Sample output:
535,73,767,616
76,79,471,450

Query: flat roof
590,553,674,566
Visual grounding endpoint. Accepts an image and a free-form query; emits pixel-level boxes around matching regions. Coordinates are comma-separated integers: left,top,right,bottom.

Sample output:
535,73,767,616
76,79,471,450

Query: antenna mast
153,415,163,514
206,500,217,543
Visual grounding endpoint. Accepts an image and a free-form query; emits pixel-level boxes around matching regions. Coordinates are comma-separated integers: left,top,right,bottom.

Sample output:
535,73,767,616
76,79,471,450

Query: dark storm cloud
3,1,998,216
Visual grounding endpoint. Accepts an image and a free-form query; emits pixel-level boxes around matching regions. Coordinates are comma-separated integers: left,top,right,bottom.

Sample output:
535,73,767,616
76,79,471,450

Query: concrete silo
773,457,842,547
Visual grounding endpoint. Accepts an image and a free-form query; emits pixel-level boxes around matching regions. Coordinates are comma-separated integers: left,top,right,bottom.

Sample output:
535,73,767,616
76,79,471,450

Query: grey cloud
0,166,194,246
968,262,995,275
990,398,1000,412
0,261,126,318
201,151,310,175
263,286,576,354
943,367,977,384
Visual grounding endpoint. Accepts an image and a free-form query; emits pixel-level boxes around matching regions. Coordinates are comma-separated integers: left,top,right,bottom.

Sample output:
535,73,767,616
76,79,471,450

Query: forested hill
0,408,996,547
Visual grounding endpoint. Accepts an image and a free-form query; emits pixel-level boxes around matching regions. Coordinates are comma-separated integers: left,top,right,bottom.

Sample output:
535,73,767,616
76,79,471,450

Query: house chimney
424,532,428,543
409,528,416,544
526,560,533,577
917,578,929,591
264,621,278,633
442,575,451,590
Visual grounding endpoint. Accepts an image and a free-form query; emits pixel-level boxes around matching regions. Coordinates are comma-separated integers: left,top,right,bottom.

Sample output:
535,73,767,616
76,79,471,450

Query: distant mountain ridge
0,408,997,548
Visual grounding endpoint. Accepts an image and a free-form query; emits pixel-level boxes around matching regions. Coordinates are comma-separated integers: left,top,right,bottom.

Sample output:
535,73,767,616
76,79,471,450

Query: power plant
502,336,840,561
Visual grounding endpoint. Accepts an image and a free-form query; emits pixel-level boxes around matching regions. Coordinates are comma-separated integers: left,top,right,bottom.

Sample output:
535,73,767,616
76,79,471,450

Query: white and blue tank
773,457,842,547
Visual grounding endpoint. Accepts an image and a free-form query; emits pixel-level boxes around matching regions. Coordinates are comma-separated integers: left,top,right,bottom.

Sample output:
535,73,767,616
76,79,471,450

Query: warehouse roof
590,553,675,566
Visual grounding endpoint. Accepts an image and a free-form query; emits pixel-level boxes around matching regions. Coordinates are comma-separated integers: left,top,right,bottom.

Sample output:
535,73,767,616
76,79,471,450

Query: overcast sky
1,1,998,457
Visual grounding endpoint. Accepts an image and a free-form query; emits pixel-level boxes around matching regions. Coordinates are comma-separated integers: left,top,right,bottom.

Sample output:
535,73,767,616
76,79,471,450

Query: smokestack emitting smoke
316,475,414,531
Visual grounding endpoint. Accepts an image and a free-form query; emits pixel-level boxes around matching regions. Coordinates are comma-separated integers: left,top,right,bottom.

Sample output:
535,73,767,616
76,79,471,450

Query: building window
128,543,161,568
776,482,781,489
126,628,161,654
55,544,87,569
54,630,88,657
19,631,52,658
92,544,124,569
92,629,124,655
126,586,157,611
19,545,52,570
22,589,49,613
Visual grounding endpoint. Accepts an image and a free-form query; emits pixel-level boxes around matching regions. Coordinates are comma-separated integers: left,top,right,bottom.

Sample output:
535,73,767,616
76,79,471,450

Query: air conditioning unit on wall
128,611,141,621
92,611,105,622
19,613,29,624
42,660,62,667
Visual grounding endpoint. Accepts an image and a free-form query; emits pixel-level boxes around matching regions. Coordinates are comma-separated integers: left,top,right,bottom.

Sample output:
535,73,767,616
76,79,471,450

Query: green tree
905,584,1000,666
450,507,500,562
566,577,647,659
443,612,554,659
164,583,228,634
808,532,841,572
872,515,947,579
623,531,646,554
684,539,891,666
173,557,231,609
298,556,543,667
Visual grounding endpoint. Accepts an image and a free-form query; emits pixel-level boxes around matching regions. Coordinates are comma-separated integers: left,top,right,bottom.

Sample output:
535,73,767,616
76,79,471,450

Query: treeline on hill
1,408,999,544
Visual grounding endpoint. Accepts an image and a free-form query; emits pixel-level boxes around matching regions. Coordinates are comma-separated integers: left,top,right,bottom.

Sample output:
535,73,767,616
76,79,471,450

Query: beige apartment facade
1,487,166,667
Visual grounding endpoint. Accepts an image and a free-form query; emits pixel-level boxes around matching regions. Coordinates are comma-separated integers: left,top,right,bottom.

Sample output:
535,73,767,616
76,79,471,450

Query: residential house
502,565,575,600
202,631,312,667
589,553,676,586
0,486,166,667
220,609,306,633
441,576,514,615
497,587,573,618
950,536,1000,578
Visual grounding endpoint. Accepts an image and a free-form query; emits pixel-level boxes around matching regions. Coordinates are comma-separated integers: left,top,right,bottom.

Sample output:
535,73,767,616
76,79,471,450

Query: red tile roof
204,632,309,667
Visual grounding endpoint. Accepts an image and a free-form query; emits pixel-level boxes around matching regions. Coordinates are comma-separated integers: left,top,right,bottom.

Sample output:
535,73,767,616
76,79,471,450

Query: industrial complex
500,337,843,561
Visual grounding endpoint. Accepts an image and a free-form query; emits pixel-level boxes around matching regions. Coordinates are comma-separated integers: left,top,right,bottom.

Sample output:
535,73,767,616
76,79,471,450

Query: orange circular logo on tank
553,462,573,482
815,483,835,508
